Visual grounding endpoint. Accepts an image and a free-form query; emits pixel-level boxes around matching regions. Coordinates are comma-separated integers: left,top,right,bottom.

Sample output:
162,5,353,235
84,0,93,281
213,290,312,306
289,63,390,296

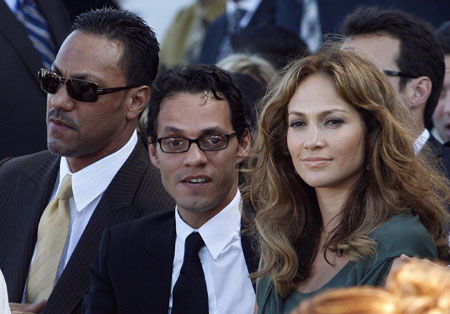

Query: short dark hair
341,6,445,129
437,21,450,55
71,7,159,87
146,64,249,143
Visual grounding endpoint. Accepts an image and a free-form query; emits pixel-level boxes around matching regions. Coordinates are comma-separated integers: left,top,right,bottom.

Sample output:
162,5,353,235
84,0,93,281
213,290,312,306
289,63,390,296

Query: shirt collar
58,131,138,211
175,189,242,260
414,128,430,154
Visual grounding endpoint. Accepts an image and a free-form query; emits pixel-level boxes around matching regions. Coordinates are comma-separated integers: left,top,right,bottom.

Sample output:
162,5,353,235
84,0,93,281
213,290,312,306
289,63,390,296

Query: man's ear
408,76,431,110
236,129,251,165
148,137,160,169
126,86,151,121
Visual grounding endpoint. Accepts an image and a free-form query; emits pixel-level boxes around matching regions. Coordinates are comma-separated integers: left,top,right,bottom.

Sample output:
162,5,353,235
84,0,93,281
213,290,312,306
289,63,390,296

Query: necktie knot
184,232,205,258
57,174,73,200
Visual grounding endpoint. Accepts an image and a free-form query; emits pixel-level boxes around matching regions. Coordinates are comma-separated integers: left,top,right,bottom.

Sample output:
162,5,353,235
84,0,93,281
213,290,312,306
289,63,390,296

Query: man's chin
48,140,78,157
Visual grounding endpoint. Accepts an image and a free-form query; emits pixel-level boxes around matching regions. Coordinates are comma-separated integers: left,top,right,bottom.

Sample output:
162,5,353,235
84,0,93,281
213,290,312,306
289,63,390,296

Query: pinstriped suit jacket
0,140,175,314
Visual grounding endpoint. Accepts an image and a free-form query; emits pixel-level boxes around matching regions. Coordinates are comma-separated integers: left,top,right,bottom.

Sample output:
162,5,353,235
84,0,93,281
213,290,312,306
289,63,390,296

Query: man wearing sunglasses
0,8,173,314
83,64,258,314
340,6,450,179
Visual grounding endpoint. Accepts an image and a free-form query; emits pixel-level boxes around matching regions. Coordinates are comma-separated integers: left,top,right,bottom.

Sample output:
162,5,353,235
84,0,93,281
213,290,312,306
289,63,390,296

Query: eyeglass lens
39,69,99,102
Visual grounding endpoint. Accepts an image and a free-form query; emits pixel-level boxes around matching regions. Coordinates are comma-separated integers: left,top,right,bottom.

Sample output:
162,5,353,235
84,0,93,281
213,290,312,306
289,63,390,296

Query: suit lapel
137,215,176,313
425,134,444,159
3,152,59,301
240,202,259,291
44,141,153,314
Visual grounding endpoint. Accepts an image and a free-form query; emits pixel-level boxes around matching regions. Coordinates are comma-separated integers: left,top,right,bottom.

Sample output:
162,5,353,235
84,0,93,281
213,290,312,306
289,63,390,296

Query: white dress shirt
22,131,137,301
226,0,262,29
413,128,430,154
169,190,255,314
0,270,11,314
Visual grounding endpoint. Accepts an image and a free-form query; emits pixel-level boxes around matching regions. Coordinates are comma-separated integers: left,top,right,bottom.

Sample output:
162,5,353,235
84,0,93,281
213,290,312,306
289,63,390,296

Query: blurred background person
230,24,309,70
217,53,273,132
197,0,276,64
217,53,276,86
246,49,449,314
0,0,70,159
341,7,450,179
159,0,225,70
432,21,450,144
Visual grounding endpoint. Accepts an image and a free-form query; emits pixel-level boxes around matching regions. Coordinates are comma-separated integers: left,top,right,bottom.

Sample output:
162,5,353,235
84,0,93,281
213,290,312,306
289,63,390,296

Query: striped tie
15,0,56,69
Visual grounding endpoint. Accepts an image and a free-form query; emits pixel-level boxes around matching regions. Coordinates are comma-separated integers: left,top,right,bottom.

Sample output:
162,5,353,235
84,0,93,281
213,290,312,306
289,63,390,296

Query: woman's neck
315,187,350,231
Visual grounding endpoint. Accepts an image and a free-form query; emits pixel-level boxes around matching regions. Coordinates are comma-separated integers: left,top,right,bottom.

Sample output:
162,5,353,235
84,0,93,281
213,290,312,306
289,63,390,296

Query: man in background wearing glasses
341,7,450,178
0,8,173,314
83,64,258,314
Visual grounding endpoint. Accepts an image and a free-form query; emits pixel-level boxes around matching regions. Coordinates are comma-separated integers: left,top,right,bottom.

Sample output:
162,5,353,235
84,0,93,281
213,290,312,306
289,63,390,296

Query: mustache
47,108,78,129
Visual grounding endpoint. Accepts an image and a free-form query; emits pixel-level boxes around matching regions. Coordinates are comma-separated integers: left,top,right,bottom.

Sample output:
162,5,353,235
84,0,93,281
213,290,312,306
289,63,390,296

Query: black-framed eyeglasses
38,68,138,102
383,70,419,79
156,133,237,153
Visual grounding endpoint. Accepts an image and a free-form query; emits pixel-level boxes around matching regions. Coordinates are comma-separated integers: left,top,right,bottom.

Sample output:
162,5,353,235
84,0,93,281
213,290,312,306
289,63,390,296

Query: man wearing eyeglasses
0,8,173,314
340,7,450,178
82,64,257,314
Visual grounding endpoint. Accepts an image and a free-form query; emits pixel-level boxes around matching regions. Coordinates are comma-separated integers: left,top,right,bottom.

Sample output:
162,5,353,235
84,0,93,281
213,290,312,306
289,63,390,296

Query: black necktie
172,232,208,314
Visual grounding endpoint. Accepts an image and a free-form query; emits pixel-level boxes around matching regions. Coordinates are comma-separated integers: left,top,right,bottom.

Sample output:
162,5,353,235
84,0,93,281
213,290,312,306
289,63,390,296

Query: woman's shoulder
370,212,437,259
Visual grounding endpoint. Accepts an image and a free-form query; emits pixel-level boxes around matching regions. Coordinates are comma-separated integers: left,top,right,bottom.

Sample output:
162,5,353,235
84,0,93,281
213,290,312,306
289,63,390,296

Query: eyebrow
52,65,101,82
160,126,229,137
288,109,348,117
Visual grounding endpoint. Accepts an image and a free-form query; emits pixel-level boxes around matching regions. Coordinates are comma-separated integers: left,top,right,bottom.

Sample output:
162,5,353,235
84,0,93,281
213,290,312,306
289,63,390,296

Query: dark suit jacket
197,0,276,64
0,140,175,314
82,209,259,314
0,0,71,159
426,134,450,180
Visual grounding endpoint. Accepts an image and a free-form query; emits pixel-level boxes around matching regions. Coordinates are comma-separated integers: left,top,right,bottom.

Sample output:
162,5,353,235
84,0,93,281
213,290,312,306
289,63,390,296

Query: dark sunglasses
38,68,138,102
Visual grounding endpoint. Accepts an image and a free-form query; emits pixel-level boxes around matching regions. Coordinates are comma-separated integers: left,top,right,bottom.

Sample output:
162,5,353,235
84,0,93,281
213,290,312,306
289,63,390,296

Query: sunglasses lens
39,70,60,94
66,79,98,102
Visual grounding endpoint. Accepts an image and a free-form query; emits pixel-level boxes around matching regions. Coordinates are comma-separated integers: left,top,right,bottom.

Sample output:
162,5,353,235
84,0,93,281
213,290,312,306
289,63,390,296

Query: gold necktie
26,174,72,302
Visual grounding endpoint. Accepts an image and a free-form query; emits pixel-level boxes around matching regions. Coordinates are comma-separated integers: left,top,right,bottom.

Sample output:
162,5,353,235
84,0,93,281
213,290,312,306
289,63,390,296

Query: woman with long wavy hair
245,49,450,313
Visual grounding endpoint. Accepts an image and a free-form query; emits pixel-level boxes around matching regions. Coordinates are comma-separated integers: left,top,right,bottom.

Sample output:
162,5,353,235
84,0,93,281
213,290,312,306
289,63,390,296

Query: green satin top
256,213,438,314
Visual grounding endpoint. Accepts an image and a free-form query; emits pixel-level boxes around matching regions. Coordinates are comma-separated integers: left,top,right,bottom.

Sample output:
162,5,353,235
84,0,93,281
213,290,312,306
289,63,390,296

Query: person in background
160,0,225,70
0,0,71,159
198,0,276,64
217,53,276,86
0,8,173,314
230,24,309,70
246,49,449,313
341,7,450,178
432,21,450,144
83,64,258,314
